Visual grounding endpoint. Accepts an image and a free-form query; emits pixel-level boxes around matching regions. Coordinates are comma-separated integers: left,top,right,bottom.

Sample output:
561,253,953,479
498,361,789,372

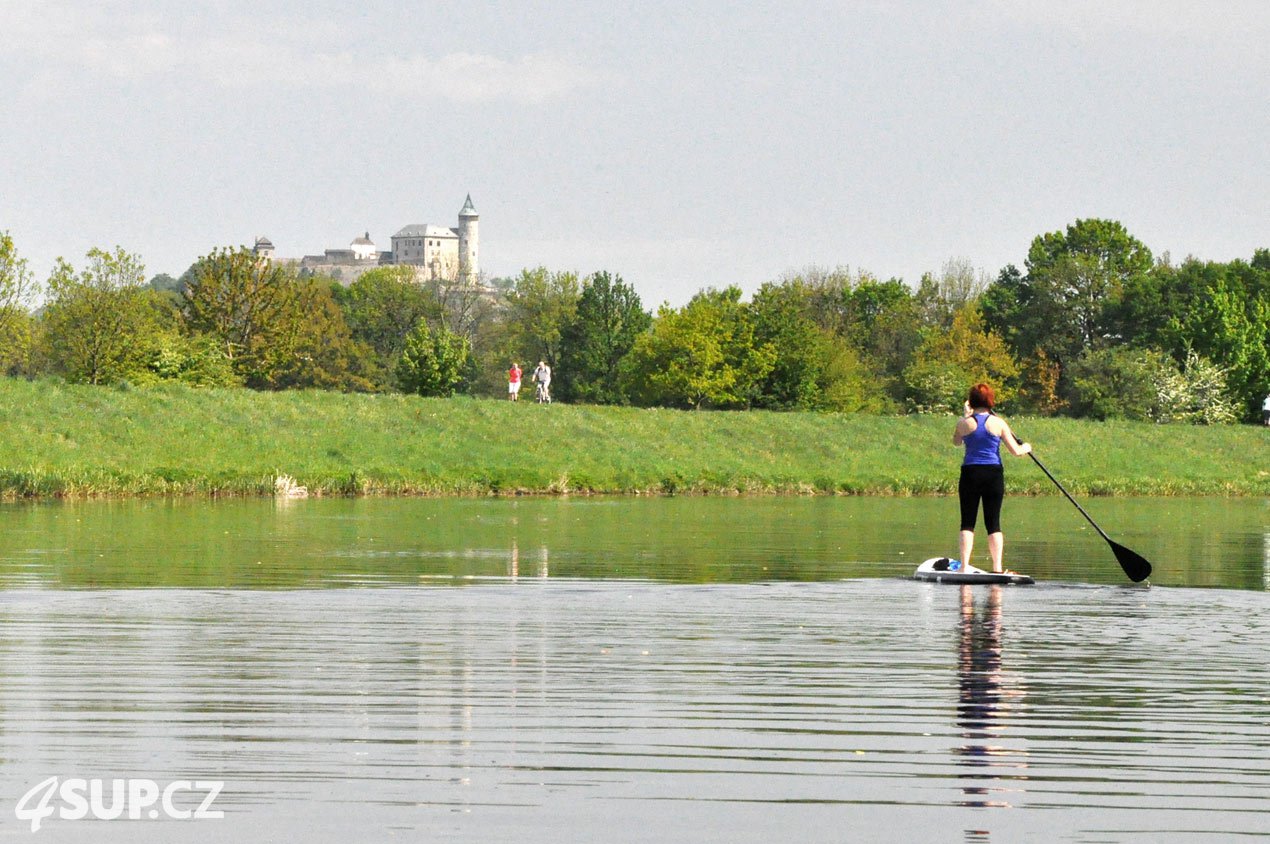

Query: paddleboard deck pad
913,557,1035,585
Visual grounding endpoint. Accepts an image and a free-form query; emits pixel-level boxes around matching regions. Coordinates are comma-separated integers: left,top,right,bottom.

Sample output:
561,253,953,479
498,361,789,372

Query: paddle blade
1110,540,1152,582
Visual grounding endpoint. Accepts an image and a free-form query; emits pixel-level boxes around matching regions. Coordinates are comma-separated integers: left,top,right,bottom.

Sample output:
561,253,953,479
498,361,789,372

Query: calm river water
0,496,1266,842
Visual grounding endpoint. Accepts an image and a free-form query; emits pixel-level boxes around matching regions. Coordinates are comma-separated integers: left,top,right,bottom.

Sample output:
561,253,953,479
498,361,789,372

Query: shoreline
0,474,1259,502
0,378,1265,501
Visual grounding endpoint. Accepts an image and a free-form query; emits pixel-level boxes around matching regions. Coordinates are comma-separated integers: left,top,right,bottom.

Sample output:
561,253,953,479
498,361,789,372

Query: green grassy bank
0,379,1265,499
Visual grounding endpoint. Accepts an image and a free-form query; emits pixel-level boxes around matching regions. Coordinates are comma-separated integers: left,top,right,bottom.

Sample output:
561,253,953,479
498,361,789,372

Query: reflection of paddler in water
955,585,1027,814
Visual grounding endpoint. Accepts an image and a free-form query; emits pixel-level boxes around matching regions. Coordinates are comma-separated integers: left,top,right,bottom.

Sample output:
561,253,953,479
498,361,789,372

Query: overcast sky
2,0,1267,306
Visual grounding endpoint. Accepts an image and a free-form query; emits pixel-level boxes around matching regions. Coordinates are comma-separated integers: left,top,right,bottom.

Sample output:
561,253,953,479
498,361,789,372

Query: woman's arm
1000,423,1032,457
952,401,975,445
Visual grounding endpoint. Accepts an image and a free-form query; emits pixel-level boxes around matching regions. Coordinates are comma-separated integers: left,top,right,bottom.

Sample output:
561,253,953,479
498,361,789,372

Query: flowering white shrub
1152,349,1238,425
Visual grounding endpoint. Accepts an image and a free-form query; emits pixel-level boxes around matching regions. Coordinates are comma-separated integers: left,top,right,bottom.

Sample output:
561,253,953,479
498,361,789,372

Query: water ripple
0,581,1265,841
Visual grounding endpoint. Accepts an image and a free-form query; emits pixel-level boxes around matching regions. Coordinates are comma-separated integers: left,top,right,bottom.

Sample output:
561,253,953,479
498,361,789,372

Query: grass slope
0,379,1265,498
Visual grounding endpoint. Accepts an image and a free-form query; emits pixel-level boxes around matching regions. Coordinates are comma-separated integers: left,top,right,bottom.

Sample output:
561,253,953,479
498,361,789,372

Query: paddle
1023,449,1152,583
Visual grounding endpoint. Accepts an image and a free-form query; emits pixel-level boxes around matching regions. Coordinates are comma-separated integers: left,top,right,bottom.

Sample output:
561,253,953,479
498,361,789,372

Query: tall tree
622,287,774,410
748,280,826,409
256,279,377,392
1158,256,1270,421
41,247,164,385
749,279,887,411
505,267,580,368
0,233,38,375
989,219,1153,370
182,247,301,381
556,271,650,404
915,258,990,330
0,232,38,340
843,277,923,401
1026,218,1153,282
334,265,440,387
902,305,1020,413
184,249,372,390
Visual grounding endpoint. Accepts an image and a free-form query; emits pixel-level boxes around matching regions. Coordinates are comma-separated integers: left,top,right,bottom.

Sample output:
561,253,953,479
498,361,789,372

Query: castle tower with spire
457,194,479,282
279,193,482,285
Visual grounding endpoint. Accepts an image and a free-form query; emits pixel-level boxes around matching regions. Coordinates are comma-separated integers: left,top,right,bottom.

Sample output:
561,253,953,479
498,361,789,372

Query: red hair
968,383,995,409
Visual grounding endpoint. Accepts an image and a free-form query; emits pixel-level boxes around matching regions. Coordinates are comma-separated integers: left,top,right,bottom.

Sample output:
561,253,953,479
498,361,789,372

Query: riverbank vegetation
0,379,1263,499
1,218,1267,424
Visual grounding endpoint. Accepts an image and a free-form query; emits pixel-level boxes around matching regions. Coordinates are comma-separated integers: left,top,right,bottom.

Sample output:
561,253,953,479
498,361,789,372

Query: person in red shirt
508,362,522,401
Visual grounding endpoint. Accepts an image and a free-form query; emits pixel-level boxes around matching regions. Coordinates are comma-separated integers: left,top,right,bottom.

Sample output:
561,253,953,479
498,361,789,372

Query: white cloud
0,3,595,103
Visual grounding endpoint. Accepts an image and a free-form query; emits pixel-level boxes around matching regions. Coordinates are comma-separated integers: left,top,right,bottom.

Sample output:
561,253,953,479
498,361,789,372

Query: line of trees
0,218,1266,422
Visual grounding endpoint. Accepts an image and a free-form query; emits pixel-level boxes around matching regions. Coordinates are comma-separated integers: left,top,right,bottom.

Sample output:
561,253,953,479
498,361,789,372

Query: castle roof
459,194,478,218
393,224,457,239
254,236,274,249
351,231,374,246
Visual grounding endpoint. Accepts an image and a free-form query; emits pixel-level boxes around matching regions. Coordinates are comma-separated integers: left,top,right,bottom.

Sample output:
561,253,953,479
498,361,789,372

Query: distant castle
253,194,480,284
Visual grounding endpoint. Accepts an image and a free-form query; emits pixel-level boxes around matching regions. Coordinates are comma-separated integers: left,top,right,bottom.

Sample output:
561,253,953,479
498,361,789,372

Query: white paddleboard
913,557,1035,585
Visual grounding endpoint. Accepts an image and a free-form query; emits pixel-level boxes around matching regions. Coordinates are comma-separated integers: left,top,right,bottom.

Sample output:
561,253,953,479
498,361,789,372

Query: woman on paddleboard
952,383,1031,574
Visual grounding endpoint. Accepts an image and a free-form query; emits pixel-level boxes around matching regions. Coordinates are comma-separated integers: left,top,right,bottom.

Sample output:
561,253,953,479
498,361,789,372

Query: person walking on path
1263,392,1270,426
508,362,522,401
532,360,552,404
952,383,1032,574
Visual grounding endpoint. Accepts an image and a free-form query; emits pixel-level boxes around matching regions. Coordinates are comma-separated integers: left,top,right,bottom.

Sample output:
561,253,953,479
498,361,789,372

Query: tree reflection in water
507,540,550,580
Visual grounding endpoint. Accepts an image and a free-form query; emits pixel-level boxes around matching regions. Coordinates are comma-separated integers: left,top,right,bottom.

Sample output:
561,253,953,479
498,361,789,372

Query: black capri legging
959,464,1005,534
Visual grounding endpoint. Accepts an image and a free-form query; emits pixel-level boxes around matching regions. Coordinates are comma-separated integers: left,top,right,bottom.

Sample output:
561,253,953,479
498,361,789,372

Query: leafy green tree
983,219,1153,371
556,271,650,404
41,247,166,385
760,269,919,407
182,247,302,381
622,287,774,409
0,232,37,340
184,250,373,391
813,332,890,413
737,275,892,412
396,320,470,397
842,278,922,386
902,305,1020,413
334,265,440,388
148,273,182,293
838,277,916,347
255,280,377,392
0,310,37,377
1065,346,1174,421
1027,217,1153,280
505,267,580,368
336,265,439,357
146,273,184,310
0,233,38,376
141,332,241,387
1156,257,1270,421
979,264,1032,355
900,360,975,415
1043,253,1132,353
748,280,835,410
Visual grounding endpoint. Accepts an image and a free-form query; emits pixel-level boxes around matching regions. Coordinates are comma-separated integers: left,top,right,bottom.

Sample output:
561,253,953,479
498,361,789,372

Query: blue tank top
963,413,1002,466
